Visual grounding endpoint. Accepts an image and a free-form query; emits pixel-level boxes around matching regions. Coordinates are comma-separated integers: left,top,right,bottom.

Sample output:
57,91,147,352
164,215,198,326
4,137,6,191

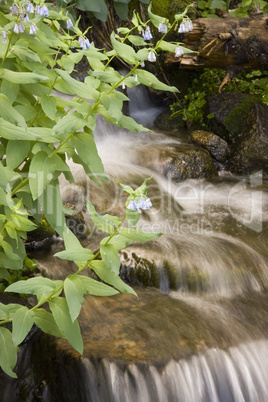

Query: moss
28,215,55,242
151,0,192,21
224,96,259,138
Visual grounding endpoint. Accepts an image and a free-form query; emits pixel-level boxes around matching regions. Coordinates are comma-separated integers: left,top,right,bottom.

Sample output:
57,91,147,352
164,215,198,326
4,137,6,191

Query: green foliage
56,0,151,22
196,0,268,17
170,69,268,127
0,0,193,378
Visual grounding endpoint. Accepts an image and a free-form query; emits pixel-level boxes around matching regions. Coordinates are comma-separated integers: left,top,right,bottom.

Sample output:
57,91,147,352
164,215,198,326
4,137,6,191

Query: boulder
229,102,268,174
135,144,218,181
207,92,260,143
190,130,229,163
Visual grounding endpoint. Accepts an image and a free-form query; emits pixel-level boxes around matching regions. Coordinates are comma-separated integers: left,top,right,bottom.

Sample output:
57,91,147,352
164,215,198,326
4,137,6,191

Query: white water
78,340,268,402
52,86,268,402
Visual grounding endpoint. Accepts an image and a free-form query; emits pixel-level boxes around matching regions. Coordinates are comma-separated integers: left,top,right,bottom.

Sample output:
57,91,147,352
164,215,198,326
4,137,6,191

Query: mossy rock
151,0,193,21
154,109,186,131
229,102,268,174
27,215,55,242
120,250,161,288
207,92,260,143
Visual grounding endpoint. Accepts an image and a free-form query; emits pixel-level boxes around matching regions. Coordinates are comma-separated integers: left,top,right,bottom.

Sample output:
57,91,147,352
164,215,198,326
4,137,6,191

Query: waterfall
2,87,267,401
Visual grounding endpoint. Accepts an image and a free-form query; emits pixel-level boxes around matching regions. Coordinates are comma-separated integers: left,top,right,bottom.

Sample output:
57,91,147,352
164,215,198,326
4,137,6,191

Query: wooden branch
165,15,268,69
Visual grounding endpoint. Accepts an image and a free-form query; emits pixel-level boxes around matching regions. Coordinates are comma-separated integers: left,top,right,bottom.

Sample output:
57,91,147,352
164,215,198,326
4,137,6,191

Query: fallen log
166,15,268,69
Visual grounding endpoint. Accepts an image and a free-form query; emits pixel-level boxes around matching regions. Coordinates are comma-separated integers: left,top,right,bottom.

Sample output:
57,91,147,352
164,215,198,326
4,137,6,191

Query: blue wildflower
66,19,73,29
175,46,184,57
127,197,152,213
36,4,49,17
10,5,19,15
142,26,153,41
29,22,38,34
148,50,156,62
78,36,91,50
25,3,34,13
158,22,167,34
14,22,24,33
2,31,7,43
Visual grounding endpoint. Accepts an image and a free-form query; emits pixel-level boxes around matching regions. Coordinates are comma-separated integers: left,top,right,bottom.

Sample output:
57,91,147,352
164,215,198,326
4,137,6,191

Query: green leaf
79,275,118,296
0,94,26,128
118,227,163,242
0,69,49,84
49,297,83,354
52,112,86,137
90,68,123,84
0,303,8,320
60,55,75,73
126,208,141,226
0,119,37,141
5,277,63,295
110,32,136,64
76,0,100,11
128,35,147,46
55,69,98,101
0,327,18,378
29,151,69,200
71,130,104,176
14,105,37,122
12,306,34,346
148,3,167,28
40,183,66,237
117,27,130,34
136,48,150,62
12,46,41,63
118,182,134,194
100,244,121,275
86,200,119,234
114,2,129,20
90,260,137,296
85,50,107,70
2,241,20,261
90,0,108,21
34,308,64,338
210,0,226,8
27,127,58,143
117,115,149,132
100,234,133,250
135,69,178,92
0,251,23,270
55,248,93,261
6,140,31,169
101,92,122,122
0,80,19,104
64,276,84,322
40,95,57,120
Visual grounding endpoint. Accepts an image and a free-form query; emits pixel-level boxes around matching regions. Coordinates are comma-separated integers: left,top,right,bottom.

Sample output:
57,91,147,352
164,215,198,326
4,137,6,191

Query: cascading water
2,87,267,401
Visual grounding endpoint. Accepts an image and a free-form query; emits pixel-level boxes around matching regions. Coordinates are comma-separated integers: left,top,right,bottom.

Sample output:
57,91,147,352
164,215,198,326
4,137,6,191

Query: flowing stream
1,88,268,401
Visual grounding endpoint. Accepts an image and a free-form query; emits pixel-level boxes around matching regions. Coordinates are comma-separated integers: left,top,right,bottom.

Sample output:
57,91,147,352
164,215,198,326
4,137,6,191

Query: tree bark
165,15,268,69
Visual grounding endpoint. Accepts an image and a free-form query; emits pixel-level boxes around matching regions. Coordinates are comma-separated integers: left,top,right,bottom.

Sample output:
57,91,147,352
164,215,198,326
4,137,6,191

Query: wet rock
190,130,229,163
229,102,268,174
64,202,88,239
207,92,260,143
25,215,55,252
135,144,218,181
